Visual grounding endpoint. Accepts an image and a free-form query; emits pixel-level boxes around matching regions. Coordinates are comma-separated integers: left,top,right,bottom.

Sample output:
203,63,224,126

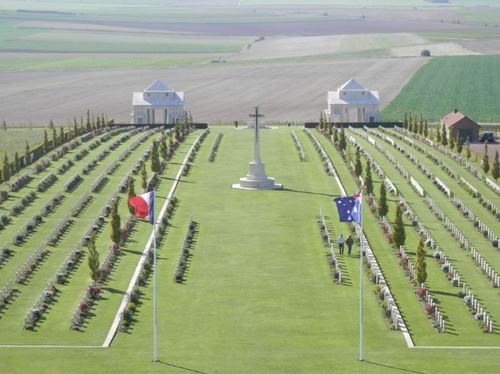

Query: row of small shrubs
0,245,12,267
0,281,15,313
71,193,92,217
57,159,74,175
91,172,108,193
9,191,36,216
70,284,101,330
74,147,89,161
9,173,32,192
82,159,97,175
40,191,64,216
15,245,49,284
32,158,50,175
36,172,57,192
47,215,72,246
208,131,223,162
24,282,58,330
64,173,82,192
173,219,197,283
56,245,83,284
0,215,10,231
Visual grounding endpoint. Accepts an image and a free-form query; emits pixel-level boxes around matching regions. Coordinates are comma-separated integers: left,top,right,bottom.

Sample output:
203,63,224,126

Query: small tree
141,163,148,191
1,120,6,130
456,135,463,154
403,113,408,129
43,130,50,154
127,177,136,214
339,126,347,151
25,141,30,166
436,125,441,143
14,152,20,174
111,199,121,246
415,238,427,285
449,133,455,150
378,183,388,218
160,137,168,160
52,126,57,148
492,151,499,180
441,125,447,146
86,110,92,132
423,120,428,138
421,49,431,57
333,125,339,143
466,140,471,160
365,161,373,195
393,205,406,248
2,153,10,182
87,235,100,285
483,141,490,174
151,140,160,173
354,147,363,177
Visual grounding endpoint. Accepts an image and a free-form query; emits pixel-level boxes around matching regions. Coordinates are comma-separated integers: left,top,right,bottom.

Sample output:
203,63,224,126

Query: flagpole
153,190,158,362
359,195,364,362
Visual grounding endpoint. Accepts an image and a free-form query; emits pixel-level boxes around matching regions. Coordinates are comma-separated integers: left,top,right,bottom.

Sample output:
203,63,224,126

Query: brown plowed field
0,58,424,125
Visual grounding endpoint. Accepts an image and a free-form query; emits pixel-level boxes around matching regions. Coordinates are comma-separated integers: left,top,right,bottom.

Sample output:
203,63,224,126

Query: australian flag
334,193,362,224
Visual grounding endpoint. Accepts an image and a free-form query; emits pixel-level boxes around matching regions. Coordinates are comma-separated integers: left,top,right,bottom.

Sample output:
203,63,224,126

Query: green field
0,127,48,159
1,125,500,373
382,56,500,122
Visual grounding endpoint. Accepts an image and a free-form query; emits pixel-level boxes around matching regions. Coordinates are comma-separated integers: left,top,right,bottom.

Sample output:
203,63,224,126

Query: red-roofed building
441,109,480,142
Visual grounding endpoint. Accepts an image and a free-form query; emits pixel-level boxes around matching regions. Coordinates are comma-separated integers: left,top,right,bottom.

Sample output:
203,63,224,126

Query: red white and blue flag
334,192,362,224
128,191,155,224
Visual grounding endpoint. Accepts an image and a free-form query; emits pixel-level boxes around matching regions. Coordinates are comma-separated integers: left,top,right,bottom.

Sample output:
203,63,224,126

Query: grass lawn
382,56,500,122
1,127,500,373
0,127,49,159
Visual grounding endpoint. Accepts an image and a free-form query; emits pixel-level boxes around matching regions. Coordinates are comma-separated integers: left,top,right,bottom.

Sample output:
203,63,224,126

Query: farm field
0,57,425,125
1,124,500,373
382,55,500,122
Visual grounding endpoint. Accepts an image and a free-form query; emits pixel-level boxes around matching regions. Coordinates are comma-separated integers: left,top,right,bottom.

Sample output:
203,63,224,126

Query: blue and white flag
334,193,362,224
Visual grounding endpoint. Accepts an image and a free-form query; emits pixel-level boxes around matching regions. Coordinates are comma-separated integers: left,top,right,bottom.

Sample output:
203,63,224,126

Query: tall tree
1,120,6,130
339,126,347,151
86,110,91,133
25,141,30,166
141,163,148,191
466,140,471,160
43,130,50,154
378,183,388,218
436,125,441,143
52,126,58,148
423,120,428,138
354,147,363,177
111,199,121,246
49,120,55,131
127,177,136,214
150,140,160,173
441,125,447,146
403,112,408,130
365,161,373,195
319,112,325,130
492,151,500,181
393,204,406,248
59,127,65,145
87,234,100,285
3,153,10,182
449,133,455,150
14,152,20,174
415,238,427,286
160,136,168,161
456,135,463,154
483,141,490,174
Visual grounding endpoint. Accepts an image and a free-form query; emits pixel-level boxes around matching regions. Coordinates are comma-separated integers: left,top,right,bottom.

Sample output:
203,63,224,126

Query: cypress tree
43,130,50,154
492,151,499,181
59,127,65,144
393,204,406,248
449,133,455,150
141,163,148,191
3,153,10,182
14,152,20,174
436,125,441,143
111,199,121,246
101,113,106,127
354,146,362,177
403,113,408,129
483,141,490,174
424,120,428,137
365,161,373,195
339,126,346,151
160,137,168,161
319,112,325,130
87,234,100,285
1,120,6,130
25,141,30,166
415,238,427,285
86,110,91,132
441,125,447,146
333,125,339,143
52,126,57,148
151,140,160,173
456,135,463,154
378,183,388,218
466,140,471,160
127,177,136,214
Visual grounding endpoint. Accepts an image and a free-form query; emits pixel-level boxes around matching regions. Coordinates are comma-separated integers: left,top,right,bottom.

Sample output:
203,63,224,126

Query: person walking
337,234,345,255
346,235,354,256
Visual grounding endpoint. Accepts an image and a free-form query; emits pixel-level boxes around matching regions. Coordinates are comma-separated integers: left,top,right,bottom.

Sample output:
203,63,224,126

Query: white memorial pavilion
325,79,380,123
132,80,185,125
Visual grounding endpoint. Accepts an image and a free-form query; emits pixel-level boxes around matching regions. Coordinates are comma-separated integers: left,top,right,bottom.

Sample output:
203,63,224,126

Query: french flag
128,191,155,224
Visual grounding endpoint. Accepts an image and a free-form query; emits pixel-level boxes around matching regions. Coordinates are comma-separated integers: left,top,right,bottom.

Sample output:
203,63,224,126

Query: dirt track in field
0,57,425,125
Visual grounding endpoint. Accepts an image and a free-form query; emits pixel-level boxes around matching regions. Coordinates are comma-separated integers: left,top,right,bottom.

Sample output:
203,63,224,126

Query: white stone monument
232,107,282,190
